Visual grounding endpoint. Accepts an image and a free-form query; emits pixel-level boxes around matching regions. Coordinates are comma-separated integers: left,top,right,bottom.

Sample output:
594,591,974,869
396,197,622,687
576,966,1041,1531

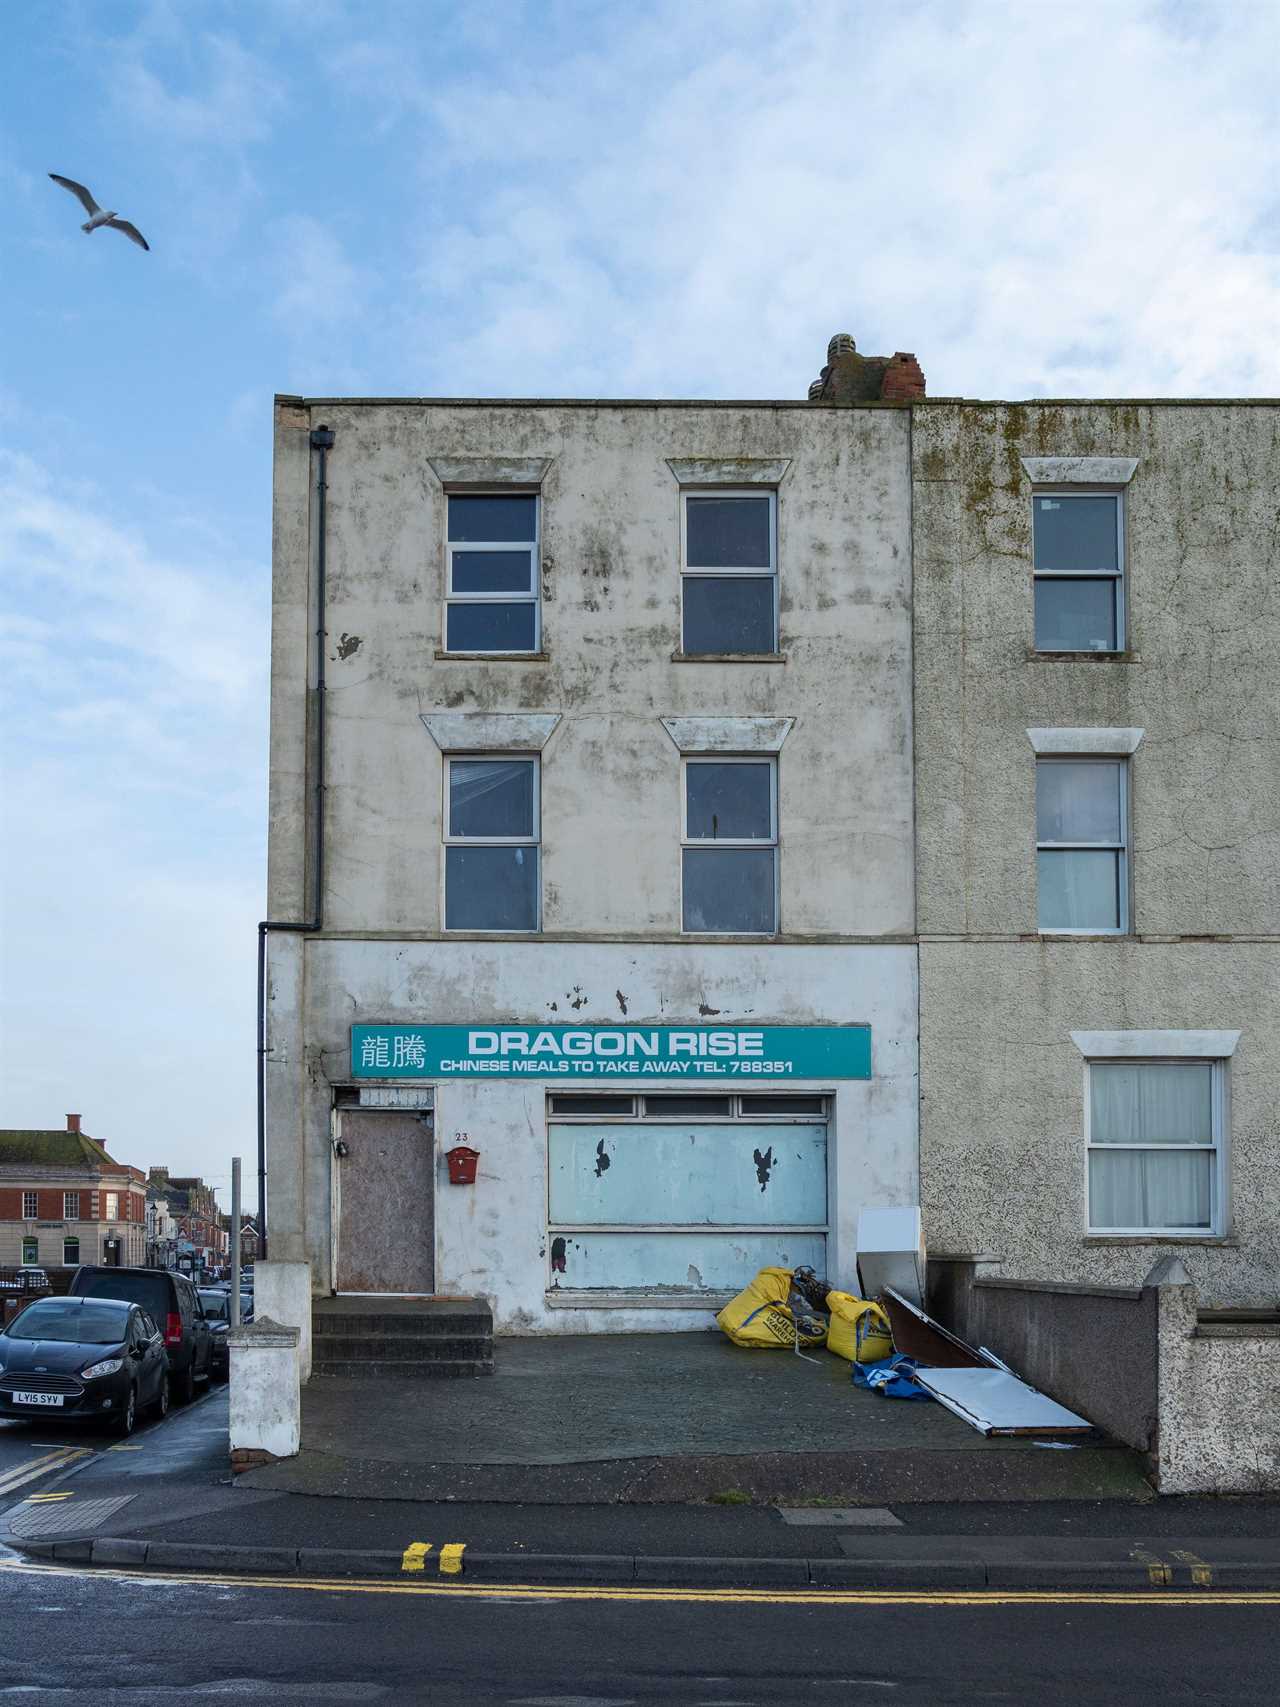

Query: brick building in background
0,1115,145,1271
149,1169,226,1274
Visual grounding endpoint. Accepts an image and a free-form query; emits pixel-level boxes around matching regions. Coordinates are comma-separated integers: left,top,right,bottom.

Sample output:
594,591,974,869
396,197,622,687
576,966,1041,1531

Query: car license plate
12,1391,63,1407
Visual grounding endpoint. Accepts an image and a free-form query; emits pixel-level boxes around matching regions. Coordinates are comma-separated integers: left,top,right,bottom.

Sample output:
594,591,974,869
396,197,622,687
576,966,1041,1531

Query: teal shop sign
351,1024,871,1082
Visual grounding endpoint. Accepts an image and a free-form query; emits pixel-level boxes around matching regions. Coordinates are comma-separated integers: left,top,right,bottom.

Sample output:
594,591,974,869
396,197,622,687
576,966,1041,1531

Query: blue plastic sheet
851,1352,931,1400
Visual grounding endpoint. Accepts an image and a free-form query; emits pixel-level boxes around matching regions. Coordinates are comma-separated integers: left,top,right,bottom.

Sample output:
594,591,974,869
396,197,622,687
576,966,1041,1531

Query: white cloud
0,452,266,1199
112,31,285,149
364,0,1280,400
268,214,372,334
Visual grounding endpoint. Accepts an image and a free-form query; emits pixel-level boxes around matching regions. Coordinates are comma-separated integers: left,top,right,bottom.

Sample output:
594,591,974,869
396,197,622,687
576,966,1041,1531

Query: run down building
262,350,1278,1374
263,354,920,1341
912,402,1280,1306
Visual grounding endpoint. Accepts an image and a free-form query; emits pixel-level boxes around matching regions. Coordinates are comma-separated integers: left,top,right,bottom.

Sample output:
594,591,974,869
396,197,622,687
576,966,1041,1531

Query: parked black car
0,1295,169,1435
196,1288,233,1379
69,1267,212,1402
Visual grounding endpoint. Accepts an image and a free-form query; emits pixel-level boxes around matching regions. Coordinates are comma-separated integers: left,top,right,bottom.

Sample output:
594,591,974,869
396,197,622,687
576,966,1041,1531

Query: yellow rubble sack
826,1291,893,1364
716,1267,826,1349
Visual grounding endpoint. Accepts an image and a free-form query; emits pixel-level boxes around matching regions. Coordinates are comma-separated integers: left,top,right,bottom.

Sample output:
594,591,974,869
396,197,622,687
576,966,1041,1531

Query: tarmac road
2,1555,1279,1705
0,1380,225,1503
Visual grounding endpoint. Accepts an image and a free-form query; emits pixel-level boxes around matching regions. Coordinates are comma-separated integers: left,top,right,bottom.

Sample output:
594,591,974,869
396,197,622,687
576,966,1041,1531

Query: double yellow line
4,1558,1278,1609
0,1446,89,1501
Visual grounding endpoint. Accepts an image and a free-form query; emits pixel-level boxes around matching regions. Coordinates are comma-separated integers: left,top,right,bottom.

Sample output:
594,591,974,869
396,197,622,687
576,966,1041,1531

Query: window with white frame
104,1191,119,1220
681,490,777,654
63,1236,80,1266
21,1237,38,1266
444,756,539,931
1033,491,1124,652
445,493,539,654
1036,757,1128,933
22,1191,37,1220
64,1191,80,1220
1087,1059,1223,1234
682,758,778,933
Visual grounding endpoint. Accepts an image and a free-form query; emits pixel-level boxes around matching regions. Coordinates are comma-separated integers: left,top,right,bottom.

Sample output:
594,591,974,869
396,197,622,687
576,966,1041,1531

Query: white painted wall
266,397,918,1330
304,940,917,1331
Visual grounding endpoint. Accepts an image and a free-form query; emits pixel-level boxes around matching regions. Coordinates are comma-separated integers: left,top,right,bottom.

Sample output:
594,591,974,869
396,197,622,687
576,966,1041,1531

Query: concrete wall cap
1020,455,1139,486
1143,1255,1195,1289
228,1316,301,1349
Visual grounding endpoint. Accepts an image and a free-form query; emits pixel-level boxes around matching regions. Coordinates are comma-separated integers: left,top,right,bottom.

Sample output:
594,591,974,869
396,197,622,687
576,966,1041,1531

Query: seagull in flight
48,174,150,251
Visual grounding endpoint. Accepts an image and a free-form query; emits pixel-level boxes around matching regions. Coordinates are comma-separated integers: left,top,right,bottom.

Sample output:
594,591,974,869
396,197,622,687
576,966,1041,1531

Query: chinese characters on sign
359,1033,427,1072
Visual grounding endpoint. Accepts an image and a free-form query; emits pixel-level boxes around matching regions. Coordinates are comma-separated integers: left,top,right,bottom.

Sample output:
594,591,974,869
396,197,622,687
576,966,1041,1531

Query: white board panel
914,1366,1092,1436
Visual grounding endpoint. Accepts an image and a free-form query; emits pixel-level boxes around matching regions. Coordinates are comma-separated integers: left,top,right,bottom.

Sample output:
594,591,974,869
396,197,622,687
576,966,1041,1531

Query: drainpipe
256,424,335,1260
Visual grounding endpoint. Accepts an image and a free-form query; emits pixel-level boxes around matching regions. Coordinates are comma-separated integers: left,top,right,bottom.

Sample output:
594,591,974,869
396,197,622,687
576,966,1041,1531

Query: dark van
69,1267,213,1402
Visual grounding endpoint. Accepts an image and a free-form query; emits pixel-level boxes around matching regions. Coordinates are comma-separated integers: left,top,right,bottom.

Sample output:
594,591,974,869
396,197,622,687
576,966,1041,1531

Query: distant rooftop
0,1127,121,1172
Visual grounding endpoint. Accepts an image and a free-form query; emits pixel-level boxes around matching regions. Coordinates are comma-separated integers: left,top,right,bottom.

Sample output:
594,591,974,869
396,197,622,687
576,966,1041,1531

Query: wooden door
336,1111,435,1294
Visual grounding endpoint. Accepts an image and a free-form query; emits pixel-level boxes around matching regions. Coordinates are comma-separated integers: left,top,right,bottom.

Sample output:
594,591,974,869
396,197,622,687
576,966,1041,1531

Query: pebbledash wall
913,402,1280,1306
266,396,918,1332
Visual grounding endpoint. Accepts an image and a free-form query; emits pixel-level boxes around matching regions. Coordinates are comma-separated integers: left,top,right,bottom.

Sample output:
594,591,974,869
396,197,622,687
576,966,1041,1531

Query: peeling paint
753,1146,775,1191
593,1139,611,1178
615,989,629,1015
335,632,362,660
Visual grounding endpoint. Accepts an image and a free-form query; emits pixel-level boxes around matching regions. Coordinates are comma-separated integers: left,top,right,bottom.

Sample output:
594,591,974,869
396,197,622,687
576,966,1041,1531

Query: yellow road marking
108,1444,145,1452
439,1543,465,1576
1171,1549,1214,1588
0,1446,89,1497
1131,1548,1172,1587
25,1492,74,1503
2,1557,1278,1609
401,1541,432,1573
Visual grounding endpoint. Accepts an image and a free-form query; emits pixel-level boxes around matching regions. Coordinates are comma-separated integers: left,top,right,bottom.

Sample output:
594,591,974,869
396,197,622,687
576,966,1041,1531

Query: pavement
5,1341,1280,1593
236,1331,1153,1504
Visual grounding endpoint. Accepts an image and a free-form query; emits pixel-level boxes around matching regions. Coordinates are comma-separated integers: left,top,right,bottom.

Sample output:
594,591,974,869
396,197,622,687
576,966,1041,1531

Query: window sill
545,1289,733,1310
1037,931,1131,941
1083,1235,1236,1247
1027,649,1137,663
670,651,787,664
433,650,550,663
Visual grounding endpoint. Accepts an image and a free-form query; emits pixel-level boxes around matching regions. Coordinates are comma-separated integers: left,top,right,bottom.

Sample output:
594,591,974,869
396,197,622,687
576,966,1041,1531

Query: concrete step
313,1304,493,1339
312,1357,495,1380
314,1333,493,1362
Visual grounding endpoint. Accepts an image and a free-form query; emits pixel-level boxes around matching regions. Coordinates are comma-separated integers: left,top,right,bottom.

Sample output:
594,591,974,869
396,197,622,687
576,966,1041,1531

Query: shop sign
351,1023,871,1082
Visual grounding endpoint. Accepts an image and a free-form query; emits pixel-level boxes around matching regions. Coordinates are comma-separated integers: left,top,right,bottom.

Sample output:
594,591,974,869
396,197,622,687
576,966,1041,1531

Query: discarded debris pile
717,1211,1095,1439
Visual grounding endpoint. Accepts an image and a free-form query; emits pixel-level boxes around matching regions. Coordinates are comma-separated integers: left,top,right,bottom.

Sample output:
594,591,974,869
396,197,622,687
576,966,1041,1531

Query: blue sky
2,0,1278,1209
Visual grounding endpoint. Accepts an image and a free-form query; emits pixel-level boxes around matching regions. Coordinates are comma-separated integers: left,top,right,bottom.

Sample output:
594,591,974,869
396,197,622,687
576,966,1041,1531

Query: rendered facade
263,350,1278,1340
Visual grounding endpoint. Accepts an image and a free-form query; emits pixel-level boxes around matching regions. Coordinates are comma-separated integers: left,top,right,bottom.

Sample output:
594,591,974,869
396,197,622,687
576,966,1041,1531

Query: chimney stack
807,332,926,403
66,1113,82,1134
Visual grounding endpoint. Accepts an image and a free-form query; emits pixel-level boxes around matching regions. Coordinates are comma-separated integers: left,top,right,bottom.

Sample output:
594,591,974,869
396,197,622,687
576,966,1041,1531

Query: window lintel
421,712,560,753
1021,456,1138,486
428,456,554,488
1028,727,1144,755
1071,1030,1241,1059
662,716,793,754
667,457,791,487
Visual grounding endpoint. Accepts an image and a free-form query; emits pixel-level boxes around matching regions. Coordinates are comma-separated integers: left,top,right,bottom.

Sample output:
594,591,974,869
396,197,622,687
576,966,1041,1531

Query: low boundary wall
928,1255,1280,1493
